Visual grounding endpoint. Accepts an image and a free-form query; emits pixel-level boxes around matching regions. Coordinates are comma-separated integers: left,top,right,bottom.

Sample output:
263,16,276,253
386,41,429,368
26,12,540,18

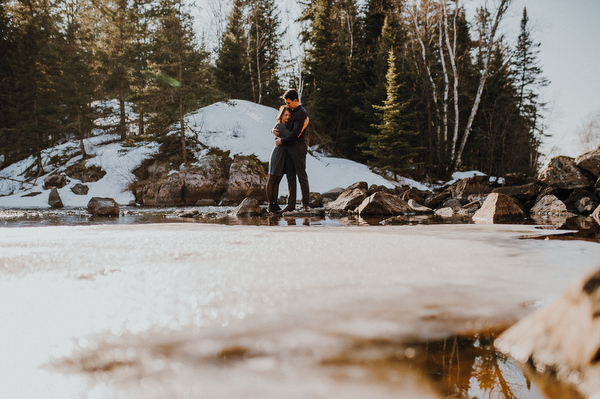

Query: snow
0,100,429,208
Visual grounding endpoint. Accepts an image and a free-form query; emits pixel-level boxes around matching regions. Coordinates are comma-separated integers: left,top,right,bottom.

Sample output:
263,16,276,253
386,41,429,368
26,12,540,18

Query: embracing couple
265,89,310,213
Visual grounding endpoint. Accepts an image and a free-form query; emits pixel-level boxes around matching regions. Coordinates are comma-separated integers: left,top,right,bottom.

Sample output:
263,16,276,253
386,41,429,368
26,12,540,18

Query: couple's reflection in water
266,214,311,226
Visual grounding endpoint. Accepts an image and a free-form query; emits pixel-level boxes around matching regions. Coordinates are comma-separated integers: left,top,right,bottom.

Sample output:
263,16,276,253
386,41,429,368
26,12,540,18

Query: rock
564,190,599,215
530,194,575,216
48,187,64,208
472,193,525,223
492,182,543,203
231,197,262,217
457,200,481,216
326,182,368,212
495,268,600,398
158,172,185,206
408,199,433,214
402,187,430,204
308,192,324,208
448,175,491,201
87,197,119,217
424,190,452,209
434,207,455,217
321,187,344,201
575,145,600,178
169,208,200,218
443,198,463,212
70,183,89,195
44,174,68,189
195,199,217,206
593,205,600,221
220,156,268,205
367,184,389,196
538,156,595,189
357,192,411,216
502,172,531,186
65,161,106,183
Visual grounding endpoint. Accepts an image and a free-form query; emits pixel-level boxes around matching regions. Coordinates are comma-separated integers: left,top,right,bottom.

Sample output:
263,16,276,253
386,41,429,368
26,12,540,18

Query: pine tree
366,50,420,177
247,0,282,107
513,7,548,172
215,0,252,101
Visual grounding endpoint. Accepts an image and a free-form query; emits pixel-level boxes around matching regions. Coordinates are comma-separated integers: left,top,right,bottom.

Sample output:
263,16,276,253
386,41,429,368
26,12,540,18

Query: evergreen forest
0,0,548,181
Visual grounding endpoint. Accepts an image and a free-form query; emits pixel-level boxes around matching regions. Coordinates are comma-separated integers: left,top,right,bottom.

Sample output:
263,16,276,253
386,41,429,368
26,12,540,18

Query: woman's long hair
276,105,291,123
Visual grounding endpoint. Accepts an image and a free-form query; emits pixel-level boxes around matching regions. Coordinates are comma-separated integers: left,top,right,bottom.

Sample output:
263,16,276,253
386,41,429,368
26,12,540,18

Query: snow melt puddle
1,223,598,398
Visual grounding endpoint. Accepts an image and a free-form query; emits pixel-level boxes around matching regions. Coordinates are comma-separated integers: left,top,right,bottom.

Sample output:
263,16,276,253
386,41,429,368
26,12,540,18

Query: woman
266,105,308,213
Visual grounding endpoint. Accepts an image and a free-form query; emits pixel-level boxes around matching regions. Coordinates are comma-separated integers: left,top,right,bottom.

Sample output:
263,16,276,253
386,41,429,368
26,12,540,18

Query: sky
497,0,600,160
194,0,600,164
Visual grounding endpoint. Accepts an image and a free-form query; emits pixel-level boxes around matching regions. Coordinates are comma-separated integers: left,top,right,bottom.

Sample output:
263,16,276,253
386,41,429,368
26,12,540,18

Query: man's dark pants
285,140,309,207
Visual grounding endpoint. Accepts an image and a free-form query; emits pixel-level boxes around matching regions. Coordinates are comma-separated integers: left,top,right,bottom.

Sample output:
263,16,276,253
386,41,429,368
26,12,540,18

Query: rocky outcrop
357,192,411,216
220,156,268,205
472,193,525,223
495,267,600,398
48,187,64,208
575,146,600,177
87,197,119,216
538,156,595,189
326,182,368,212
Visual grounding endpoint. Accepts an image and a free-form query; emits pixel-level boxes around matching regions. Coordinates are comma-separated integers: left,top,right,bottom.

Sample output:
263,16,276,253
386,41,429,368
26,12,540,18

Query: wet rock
326,182,368,212
472,193,525,223
457,200,481,216
575,145,600,178
48,187,64,208
448,175,491,201
169,208,200,218
357,192,411,216
538,156,595,190
530,194,575,216
408,199,433,214
87,197,119,217
309,192,324,208
434,207,455,217
564,190,599,215
44,174,68,189
71,183,89,195
231,197,262,217
495,267,600,398
220,156,268,205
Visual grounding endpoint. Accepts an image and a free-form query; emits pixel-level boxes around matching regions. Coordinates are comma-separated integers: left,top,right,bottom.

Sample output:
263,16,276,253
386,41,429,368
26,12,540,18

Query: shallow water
1,215,599,398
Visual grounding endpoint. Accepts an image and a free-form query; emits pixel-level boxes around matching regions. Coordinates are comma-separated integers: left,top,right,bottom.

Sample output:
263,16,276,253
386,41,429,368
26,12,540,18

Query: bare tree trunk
453,0,512,171
441,0,460,163
438,19,449,147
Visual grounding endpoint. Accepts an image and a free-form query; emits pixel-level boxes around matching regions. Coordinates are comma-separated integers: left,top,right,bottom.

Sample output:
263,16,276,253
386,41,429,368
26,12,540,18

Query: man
274,89,310,212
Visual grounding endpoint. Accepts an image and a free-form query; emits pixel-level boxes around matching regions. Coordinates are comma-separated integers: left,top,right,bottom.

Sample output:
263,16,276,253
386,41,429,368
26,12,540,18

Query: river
1,209,599,398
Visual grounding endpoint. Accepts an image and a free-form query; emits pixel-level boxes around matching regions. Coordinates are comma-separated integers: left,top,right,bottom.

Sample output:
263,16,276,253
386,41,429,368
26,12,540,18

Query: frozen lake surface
1,222,599,398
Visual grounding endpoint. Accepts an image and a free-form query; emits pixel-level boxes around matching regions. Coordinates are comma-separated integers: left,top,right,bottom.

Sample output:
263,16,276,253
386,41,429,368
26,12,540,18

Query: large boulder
357,192,411,216
326,182,368,212
495,268,600,398
44,174,68,189
538,156,595,189
472,192,525,223
530,194,574,216
48,187,64,208
575,145,600,178
492,182,544,203
87,197,119,217
220,156,268,205
564,190,599,215
231,197,262,217
448,175,491,201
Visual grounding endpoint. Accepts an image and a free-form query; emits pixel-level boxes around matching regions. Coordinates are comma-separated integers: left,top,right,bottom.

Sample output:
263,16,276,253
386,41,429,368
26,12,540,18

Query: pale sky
502,0,600,161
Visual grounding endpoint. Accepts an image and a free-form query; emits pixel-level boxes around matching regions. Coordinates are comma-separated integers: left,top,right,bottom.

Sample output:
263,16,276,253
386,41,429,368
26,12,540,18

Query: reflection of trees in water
418,332,523,398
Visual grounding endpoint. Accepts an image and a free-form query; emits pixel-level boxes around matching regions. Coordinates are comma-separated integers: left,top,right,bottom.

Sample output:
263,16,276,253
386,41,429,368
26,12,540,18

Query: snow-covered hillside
0,100,428,208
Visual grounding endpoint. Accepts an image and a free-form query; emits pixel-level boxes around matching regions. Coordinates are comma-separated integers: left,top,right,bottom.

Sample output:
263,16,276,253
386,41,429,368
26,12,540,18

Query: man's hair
283,89,299,102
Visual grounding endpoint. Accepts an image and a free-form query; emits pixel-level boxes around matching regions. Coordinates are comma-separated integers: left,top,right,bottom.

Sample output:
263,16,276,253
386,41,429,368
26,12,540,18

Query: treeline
0,0,547,180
